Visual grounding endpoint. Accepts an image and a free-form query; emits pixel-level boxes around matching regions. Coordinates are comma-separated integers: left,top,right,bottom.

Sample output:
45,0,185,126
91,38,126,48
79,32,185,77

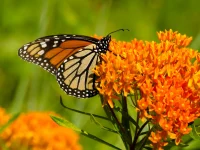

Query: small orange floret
157,29,193,47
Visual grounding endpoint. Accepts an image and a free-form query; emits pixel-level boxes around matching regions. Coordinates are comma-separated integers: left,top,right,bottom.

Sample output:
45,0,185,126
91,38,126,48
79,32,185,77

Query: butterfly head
97,29,129,52
97,35,111,52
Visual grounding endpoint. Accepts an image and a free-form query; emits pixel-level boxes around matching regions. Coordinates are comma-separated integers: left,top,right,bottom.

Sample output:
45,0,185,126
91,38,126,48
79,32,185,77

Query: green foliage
51,115,121,150
1,0,200,149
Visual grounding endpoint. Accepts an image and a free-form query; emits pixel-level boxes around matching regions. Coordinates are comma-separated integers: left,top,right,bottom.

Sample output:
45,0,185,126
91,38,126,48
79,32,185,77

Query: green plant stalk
121,95,132,142
131,120,150,149
100,95,130,149
60,96,109,121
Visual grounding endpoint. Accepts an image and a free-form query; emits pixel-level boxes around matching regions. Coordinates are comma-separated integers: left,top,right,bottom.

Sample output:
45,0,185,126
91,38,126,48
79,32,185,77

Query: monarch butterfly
18,29,127,98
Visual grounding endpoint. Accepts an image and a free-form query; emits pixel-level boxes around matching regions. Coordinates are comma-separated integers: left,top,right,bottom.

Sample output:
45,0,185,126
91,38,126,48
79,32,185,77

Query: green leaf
0,113,20,133
90,114,118,134
51,115,81,132
51,115,121,150
190,123,200,140
60,96,109,121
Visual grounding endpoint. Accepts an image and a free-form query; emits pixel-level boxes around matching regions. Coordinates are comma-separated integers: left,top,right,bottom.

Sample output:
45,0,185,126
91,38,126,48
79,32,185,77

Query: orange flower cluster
94,38,146,107
0,109,82,150
94,30,200,149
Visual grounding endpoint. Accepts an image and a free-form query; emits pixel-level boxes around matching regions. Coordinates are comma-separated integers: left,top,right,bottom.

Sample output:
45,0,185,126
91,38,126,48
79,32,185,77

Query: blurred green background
1,0,200,149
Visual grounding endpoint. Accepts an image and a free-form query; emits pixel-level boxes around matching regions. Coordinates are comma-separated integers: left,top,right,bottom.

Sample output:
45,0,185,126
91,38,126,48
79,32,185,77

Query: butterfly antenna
108,28,130,36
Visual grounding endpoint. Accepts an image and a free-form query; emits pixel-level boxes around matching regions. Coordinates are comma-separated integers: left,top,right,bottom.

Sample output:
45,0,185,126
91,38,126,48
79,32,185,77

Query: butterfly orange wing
18,35,99,75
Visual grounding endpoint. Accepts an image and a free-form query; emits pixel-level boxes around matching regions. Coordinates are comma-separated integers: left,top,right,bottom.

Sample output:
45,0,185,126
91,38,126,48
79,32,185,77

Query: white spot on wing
38,50,45,55
69,56,74,59
24,46,28,50
41,42,47,48
45,39,50,42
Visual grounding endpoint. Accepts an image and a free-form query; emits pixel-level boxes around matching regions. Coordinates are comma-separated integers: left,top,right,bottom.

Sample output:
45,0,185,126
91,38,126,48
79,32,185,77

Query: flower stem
100,95,129,149
131,120,150,149
121,95,132,141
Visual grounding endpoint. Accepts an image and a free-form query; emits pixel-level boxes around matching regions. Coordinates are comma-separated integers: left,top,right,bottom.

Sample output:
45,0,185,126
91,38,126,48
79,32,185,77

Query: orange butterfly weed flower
0,110,82,150
94,29,200,149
